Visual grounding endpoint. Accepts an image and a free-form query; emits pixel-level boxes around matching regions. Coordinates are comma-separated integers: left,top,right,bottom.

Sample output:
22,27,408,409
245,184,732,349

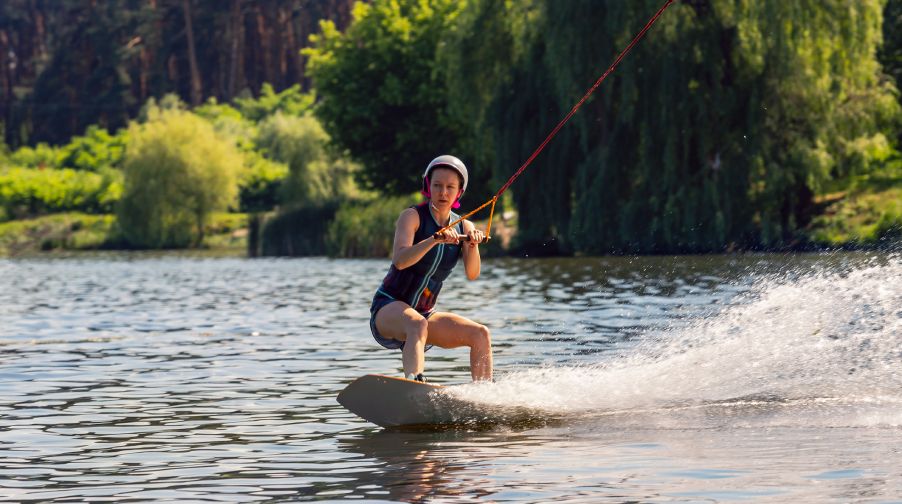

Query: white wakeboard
337,374,549,428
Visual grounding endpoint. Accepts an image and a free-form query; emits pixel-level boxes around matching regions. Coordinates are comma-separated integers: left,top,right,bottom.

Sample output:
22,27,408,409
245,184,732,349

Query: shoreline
1,211,898,259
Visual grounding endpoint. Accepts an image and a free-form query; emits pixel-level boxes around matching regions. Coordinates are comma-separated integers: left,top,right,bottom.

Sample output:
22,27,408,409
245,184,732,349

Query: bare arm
461,220,482,280
391,208,460,269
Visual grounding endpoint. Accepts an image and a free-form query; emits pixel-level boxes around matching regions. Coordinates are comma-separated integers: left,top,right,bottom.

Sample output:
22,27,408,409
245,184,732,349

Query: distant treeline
0,0,355,147
304,0,902,254
1,0,900,256
0,87,367,251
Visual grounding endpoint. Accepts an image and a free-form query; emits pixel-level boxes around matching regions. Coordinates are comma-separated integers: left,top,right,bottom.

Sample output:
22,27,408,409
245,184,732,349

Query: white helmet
421,155,468,200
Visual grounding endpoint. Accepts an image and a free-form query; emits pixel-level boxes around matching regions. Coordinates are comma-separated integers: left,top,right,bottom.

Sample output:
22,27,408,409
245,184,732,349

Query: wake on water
450,254,902,428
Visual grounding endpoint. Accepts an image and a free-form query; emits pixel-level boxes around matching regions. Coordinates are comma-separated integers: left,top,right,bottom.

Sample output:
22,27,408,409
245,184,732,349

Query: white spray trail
450,255,902,424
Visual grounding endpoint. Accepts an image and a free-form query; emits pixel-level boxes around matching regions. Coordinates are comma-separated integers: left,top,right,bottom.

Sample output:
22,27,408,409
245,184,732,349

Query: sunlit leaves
118,108,241,248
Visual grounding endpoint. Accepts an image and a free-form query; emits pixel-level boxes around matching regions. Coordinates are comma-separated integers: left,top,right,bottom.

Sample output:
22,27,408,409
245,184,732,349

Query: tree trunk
31,1,48,65
256,6,273,89
0,31,10,111
227,0,243,99
281,5,302,86
181,0,202,106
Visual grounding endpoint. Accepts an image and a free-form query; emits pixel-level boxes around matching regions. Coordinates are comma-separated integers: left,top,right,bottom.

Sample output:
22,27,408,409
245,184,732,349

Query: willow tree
881,0,902,88
448,0,897,253
880,0,902,144
304,0,474,196
255,112,359,207
439,0,577,253
118,107,241,248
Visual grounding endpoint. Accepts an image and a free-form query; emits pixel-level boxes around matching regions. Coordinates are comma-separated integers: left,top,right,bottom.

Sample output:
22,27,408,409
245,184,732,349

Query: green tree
233,84,316,122
118,107,241,248
446,0,898,253
881,0,902,93
0,167,122,221
58,125,128,172
237,152,289,213
27,1,136,145
256,112,358,207
2,0,358,148
304,0,474,196
9,143,62,169
880,0,902,145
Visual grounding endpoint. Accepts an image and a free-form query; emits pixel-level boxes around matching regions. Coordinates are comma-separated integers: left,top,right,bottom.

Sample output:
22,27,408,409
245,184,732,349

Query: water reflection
339,431,478,502
1,252,899,501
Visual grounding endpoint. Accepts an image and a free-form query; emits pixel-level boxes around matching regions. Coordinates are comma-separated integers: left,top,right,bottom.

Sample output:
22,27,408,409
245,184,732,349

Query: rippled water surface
1,252,901,502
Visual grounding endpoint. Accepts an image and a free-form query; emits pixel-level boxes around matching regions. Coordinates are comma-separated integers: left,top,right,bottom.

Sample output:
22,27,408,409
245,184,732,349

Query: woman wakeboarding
369,155,492,382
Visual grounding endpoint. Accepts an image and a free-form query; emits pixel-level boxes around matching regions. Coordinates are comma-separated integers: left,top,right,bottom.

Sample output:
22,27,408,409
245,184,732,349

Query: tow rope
437,0,676,240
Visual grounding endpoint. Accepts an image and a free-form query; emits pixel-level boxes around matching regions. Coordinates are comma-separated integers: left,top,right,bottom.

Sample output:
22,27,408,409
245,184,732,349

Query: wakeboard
337,374,550,428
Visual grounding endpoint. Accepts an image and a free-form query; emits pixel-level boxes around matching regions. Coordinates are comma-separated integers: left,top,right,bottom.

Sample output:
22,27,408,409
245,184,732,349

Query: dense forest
305,0,902,253
0,0,900,256
0,0,354,146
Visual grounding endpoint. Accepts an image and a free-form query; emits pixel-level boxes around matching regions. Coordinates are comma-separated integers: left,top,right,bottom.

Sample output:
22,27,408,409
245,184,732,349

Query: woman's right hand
433,228,461,244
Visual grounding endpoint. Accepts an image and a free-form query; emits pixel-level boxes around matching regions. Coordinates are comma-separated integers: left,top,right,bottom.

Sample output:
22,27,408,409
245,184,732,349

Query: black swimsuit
369,202,463,349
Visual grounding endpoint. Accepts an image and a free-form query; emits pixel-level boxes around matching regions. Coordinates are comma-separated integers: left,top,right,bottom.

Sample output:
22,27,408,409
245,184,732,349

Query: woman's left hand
466,229,484,248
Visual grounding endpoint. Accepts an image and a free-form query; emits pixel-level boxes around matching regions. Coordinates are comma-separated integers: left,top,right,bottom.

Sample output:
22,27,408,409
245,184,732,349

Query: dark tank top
375,202,463,313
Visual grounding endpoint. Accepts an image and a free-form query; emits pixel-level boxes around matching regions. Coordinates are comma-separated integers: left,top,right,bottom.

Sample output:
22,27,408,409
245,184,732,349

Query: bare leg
373,301,428,376
426,312,493,381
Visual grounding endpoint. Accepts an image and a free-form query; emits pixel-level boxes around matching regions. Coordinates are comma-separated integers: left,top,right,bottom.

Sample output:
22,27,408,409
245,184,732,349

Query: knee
406,317,429,342
473,324,491,348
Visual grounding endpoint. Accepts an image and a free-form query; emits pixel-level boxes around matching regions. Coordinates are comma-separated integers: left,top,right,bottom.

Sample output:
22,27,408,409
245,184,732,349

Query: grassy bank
807,159,902,248
0,212,248,256
2,179,899,258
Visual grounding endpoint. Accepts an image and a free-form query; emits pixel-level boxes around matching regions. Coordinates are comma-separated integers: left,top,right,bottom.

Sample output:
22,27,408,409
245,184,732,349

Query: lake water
1,252,900,502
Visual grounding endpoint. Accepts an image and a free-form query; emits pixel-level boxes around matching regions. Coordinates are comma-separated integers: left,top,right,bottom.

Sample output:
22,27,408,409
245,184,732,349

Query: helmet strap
421,175,431,198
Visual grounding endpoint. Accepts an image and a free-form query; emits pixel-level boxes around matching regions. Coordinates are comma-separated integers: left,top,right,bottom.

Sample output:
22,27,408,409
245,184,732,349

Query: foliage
238,152,289,213
118,107,241,248
137,94,189,120
326,194,419,257
0,136,8,164
304,0,479,196
58,125,128,171
261,202,340,256
0,211,251,256
880,0,902,103
442,0,900,253
9,143,63,169
8,124,127,173
0,167,122,221
24,0,136,146
192,99,258,152
2,1,356,148
808,156,902,246
233,84,316,122
1,0,899,255
438,0,540,194
201,212,249,251
0,212,117,256
255,112,359,207
195,95,312,213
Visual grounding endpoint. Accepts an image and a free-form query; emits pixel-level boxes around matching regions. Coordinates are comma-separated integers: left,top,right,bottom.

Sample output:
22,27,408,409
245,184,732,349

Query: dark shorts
369,291,434,350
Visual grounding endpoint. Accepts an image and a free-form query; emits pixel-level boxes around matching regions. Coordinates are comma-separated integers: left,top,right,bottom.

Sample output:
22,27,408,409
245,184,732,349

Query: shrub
261,202,339,256
118,108,241,248
0,166,122,221
234,84,315,122
325,195,419,258
194,99,257,152
9,143,62,169
255,112,359,207
0,212,116,255
238,152,288,213
58,125,128,172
